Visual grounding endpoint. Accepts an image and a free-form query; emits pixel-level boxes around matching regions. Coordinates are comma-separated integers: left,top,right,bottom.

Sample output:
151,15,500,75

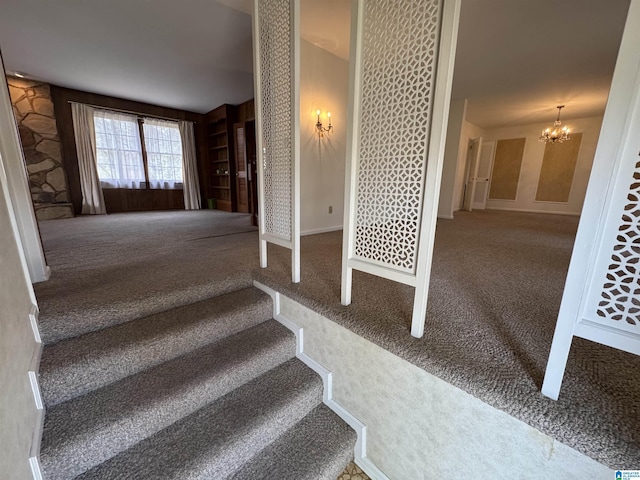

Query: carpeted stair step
40,319,295,480
230,404,357,480
76,358,324,480
39,287,273,407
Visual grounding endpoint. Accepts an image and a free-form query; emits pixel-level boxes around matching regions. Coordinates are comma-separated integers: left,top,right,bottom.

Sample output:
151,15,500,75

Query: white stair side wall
0,65,45,479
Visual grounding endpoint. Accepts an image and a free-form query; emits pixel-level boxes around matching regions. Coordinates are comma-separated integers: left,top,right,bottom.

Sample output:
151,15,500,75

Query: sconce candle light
316,109,333,137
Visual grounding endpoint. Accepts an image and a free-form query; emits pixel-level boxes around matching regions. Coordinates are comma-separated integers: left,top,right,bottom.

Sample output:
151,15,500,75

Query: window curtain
93,110,145,189
70,103,106,214
179,120,202,210
143,118,183,189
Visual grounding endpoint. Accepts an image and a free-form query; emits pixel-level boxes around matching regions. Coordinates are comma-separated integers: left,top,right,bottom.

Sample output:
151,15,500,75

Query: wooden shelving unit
204,104,236,212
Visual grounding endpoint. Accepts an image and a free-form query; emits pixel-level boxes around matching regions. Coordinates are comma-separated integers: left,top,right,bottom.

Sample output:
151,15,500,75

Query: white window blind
93,110,145,189
142,118,183,189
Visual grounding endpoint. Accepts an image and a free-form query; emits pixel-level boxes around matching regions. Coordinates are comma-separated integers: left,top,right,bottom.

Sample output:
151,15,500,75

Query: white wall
438,98,467,219
299,40,349,235
452,119,484,211
0,57,49,282
0,152,43,478
482,116,603,215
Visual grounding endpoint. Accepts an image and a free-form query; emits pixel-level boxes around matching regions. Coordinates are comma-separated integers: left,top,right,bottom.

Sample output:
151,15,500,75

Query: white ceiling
0,0,631,127
0,0,255,113
453,0,630,128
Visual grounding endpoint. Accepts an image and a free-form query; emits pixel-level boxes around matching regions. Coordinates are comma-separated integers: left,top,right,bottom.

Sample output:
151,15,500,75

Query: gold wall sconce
316,110,333,137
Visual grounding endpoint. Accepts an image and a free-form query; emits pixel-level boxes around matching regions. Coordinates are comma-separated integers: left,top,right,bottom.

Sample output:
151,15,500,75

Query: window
93,111,145,188
143,119,183,189
93,110,183,190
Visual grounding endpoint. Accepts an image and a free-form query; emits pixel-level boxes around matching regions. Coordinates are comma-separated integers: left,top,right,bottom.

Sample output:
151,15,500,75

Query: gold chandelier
539,105,570,143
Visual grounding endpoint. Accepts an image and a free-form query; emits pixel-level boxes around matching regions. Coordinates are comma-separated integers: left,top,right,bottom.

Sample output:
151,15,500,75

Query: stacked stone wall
7,75,72,219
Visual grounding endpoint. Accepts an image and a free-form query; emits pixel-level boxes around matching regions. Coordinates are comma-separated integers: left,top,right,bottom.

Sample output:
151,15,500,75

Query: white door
462,137,482,211
472,141,495,210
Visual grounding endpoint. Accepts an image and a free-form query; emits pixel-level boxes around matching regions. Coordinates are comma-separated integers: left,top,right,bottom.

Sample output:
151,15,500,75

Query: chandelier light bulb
539,105,571,144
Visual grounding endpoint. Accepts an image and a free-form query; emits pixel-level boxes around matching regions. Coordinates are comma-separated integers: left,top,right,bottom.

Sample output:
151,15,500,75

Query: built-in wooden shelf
203,104,237,212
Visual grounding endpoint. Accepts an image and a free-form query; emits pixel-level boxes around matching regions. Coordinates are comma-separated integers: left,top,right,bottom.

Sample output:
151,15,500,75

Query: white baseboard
32,265,51,284
28,304,44,461
29,456,43,480
301,225,343,236
484,206,581,216
355,457,391,480
29,305,42,371
28,371,44,457
253,280,390,480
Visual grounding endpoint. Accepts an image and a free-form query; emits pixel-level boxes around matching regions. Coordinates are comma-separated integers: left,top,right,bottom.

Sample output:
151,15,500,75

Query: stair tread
76,358,323,480
231,404,357,480
40,286,272,407
40,319,295,480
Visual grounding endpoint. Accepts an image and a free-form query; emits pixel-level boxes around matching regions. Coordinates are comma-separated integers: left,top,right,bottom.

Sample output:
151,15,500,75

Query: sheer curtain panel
93,110,145,189
143,118,184,189
71,103,106,214
178,120,201,210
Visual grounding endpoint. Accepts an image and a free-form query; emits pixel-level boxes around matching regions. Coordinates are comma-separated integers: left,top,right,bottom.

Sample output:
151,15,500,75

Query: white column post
542,0,640,399
252,5,268,270
252,0,300,283
0,53,49,283
410,0,461,338
291,0,301,284
341,0,364,306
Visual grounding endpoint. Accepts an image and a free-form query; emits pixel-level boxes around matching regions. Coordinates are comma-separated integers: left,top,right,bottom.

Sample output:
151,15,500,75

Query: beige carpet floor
256,209,640,469
35,209,640,470
35,210,259,343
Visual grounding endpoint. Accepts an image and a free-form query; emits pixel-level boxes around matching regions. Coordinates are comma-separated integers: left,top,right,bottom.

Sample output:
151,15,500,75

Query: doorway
461,138,494,211
233,120,259,226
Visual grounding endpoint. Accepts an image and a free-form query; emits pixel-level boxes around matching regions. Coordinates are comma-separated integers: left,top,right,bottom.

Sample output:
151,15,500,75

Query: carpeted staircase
38,286,356,479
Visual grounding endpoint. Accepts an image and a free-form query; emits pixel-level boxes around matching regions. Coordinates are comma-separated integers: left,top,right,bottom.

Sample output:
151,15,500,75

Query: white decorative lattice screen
342,0,459,338
352,0,441,273
594,160,640,330
258,0,293,242
542,2,640,400
253,0,300,283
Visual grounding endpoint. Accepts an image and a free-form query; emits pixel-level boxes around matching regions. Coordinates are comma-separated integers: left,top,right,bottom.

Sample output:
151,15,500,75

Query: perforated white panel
596,160,640,328
353,0,441,273
258,0,293,242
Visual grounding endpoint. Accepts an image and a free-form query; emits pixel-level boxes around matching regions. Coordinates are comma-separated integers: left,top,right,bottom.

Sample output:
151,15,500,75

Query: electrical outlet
328,206,333,214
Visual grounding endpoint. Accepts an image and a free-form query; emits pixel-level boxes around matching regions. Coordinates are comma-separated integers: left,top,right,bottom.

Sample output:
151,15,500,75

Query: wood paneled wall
49,86,207,214
236,98,255,123
102,188,184,212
